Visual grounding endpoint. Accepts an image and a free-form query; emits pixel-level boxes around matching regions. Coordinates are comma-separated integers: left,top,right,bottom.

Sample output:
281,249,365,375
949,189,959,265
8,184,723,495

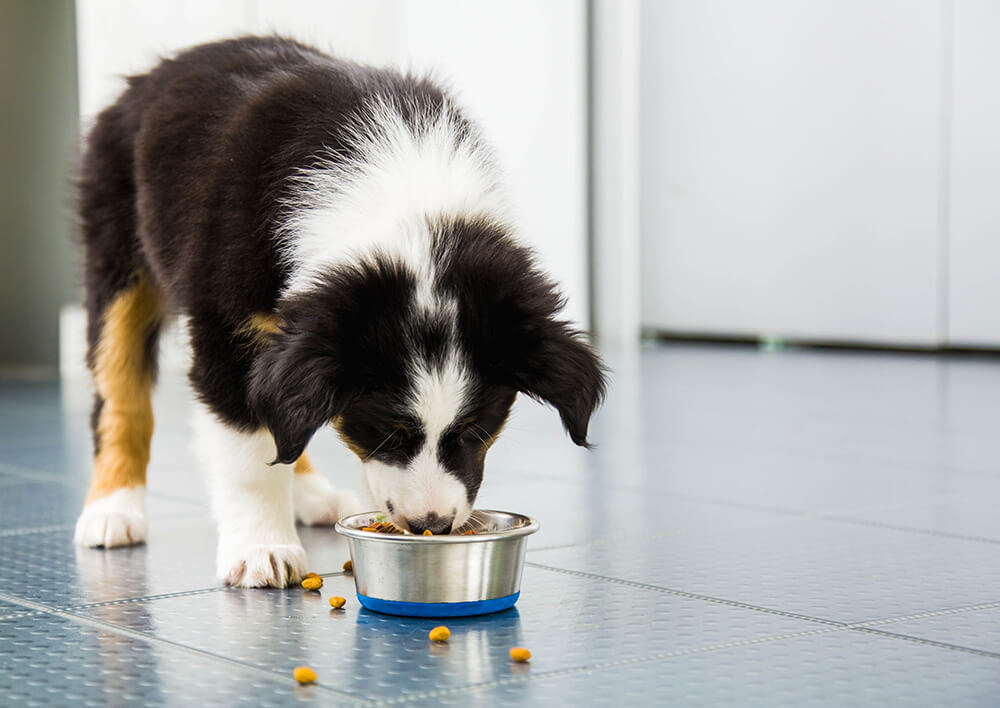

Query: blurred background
1,0,998,376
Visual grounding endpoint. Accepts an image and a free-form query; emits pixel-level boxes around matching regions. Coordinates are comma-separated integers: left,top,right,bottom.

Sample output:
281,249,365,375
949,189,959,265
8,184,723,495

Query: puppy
74,36,606,587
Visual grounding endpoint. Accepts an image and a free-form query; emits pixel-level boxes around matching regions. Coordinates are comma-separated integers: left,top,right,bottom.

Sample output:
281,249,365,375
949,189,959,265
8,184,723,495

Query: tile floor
0,342,998,705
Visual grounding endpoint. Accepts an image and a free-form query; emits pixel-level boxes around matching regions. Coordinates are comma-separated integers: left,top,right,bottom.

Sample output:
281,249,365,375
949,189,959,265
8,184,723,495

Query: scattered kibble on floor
329,596,346,609
342,560,353,573
422,529,433,535
301,575,322,591
429,626,450,642
510,647,531,662
293,666,317,684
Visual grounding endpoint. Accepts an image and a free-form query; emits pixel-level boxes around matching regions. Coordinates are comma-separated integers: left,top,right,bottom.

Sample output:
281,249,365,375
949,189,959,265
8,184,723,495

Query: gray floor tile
0,518,355,608
0,610,359,706
2,344,999,704
0,481,203,531
528,518,1000,623
842,498,1000,543
476,478,800,551
75,566,819,701
421,629,1000,707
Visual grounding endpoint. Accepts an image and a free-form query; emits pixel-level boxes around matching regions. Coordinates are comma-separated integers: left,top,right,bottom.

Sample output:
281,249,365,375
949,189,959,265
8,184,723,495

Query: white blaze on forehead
276,97,510,299
409,353,469,440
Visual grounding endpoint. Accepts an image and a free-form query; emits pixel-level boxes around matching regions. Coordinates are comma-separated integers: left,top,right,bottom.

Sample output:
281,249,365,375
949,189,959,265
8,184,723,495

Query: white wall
948,0,1000,347
74,0,588,342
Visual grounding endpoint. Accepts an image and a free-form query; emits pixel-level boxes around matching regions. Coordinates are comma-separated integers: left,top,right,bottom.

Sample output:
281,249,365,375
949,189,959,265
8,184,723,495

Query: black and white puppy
74,36,606,587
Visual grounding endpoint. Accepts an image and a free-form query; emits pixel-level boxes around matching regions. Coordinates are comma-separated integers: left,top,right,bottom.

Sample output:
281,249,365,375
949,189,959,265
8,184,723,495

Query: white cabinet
948,0,1000,347
639,0,947,347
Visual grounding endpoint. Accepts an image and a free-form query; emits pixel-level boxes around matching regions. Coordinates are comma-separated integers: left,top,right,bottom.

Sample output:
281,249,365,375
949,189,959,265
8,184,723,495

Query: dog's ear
436,222,608,447
511,319,607,448
248,328,348,465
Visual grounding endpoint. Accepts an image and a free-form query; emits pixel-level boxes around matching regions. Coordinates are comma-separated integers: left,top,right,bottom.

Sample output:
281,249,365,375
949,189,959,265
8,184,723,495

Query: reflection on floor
1,343,999,705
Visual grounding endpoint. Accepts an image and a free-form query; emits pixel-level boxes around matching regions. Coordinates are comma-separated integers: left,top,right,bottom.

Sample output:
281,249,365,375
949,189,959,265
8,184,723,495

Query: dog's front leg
194,405,307,588
292,453,363,526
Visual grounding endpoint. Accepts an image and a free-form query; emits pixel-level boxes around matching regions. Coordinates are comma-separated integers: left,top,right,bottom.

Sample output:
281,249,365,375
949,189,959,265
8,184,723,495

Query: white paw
293,472,363,526
74,487,147,548
217,542,308,588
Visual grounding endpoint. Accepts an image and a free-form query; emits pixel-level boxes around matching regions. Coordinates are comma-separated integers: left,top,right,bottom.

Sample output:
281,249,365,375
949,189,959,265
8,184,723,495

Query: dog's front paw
217,542,308,588
293,472,363,526
74,487,147,548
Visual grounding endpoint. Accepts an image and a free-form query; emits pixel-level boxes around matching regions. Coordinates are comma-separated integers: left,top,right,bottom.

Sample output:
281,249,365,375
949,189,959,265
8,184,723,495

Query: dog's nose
409,512,453,535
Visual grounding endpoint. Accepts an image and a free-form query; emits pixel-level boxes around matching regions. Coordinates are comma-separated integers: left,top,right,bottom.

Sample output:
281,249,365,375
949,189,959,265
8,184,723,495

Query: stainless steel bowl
334,510,539,617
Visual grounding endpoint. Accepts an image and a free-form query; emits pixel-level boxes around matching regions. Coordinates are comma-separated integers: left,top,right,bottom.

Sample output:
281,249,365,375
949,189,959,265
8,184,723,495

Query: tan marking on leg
294,452,315,475
87,275,163,503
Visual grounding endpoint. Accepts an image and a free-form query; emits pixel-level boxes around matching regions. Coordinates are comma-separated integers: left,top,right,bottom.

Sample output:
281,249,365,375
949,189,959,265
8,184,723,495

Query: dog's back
82,36,448,319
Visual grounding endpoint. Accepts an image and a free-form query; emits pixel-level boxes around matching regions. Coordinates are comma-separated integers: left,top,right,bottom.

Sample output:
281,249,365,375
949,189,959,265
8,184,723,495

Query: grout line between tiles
811,514,1000,546
381,601,1000,704
0,523,75,537
859,600,1000,628
378,626,849,705
0,609,48,621
0,464,68,483
512,474,1000,548
625,487,1000,547
632,424,1000,482
851,626,1000,660
3,570,352,615
526,561,845,627
72,586,229,609
527,561,1000,647
0,590,373,705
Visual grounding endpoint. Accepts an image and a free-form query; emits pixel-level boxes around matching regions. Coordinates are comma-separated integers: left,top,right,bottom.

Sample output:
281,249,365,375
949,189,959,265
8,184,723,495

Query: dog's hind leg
74,272,163,547
292,452,363,526
75,103,163,548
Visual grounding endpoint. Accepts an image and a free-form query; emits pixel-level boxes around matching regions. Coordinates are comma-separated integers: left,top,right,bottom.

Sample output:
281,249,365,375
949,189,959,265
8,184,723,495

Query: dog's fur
74,36,606,587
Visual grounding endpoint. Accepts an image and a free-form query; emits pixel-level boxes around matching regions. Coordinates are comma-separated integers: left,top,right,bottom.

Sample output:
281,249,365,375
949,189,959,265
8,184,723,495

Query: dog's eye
382,425,411,451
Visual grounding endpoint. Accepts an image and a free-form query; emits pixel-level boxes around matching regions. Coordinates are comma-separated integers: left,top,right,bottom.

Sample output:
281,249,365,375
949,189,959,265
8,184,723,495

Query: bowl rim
334,509,540,543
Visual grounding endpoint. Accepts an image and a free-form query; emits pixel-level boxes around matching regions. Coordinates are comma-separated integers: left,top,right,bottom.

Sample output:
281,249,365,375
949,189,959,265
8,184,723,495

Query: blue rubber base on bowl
357,591,520,617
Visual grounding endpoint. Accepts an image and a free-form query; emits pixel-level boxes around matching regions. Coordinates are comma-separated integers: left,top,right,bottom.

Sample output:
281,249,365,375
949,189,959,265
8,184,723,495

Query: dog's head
249,220,606,533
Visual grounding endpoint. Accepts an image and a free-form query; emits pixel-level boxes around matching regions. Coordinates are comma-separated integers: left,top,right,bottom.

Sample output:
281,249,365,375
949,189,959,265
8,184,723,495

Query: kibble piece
342,560,353,573
293,666,317,684
329,596,346,609
428,625,450,642
509,647,531,662
301,575,323,591
423,529,433,536
303,572,320,580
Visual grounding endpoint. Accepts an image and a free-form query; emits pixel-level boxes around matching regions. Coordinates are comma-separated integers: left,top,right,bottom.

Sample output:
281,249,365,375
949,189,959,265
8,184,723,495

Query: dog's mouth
370,508,479,535
358,515,489,536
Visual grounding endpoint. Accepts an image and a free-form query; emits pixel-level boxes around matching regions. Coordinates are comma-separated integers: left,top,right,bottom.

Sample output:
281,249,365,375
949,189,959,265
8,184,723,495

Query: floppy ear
512,321,607,448
247,329,347,465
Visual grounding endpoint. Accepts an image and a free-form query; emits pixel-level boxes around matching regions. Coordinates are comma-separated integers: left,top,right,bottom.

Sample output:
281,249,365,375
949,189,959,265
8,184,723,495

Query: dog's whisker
364,430,397,462
469,423,492,446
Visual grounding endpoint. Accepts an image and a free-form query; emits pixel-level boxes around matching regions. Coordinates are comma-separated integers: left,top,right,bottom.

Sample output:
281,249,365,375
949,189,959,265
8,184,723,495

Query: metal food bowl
334,510,539,617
